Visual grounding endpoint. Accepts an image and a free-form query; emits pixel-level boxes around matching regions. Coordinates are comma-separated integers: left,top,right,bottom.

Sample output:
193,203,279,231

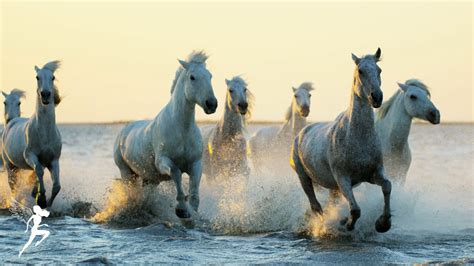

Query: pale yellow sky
1,1,472,123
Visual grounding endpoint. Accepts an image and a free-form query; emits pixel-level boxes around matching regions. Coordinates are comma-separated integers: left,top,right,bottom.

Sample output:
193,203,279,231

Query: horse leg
155,156,189,218
114,148,138,183
30,172,39,199
336,176,361,231
24,153,46,208
47,160,61,207
371,169,392,233
5,162,18,197
325,189,341,209
291,146,323,216
187,160,202,212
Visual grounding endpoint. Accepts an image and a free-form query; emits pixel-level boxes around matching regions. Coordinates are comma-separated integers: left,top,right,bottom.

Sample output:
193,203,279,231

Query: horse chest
168,138,201,162
37,147,58,165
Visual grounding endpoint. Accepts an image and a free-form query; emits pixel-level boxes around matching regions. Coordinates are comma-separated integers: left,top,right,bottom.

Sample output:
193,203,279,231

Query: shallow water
0,123,472,264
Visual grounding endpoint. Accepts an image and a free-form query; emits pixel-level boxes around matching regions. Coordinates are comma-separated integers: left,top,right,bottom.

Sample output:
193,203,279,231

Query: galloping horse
201,76,253,181
291,48,392,233
249,82,314,170
3,61,62,208
113,51,218,218
375,79,440,184
1,89,26,170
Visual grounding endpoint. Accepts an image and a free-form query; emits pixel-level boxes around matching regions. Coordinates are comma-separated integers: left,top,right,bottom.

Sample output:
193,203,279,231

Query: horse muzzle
300,106,310,117
369,91,383,108
203,98,218,114
427,109,440,125
40,91,51,105
238,102,248,115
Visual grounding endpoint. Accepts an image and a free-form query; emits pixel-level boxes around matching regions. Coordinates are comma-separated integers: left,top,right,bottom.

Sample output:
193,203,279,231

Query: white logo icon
9,199,51,257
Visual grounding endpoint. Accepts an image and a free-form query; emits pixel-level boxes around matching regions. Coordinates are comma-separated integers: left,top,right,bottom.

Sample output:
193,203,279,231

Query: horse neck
380,95,412,149
347,82,375,136
282,100,306,134
165,77,196,131
218,95,244,138
32,94,57,133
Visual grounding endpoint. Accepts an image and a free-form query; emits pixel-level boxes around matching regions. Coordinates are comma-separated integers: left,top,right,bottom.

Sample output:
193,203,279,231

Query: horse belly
299,126,338,189
3,125,30,169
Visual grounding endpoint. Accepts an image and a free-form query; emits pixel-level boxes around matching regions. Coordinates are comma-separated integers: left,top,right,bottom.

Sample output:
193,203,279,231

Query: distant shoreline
52,120,474,126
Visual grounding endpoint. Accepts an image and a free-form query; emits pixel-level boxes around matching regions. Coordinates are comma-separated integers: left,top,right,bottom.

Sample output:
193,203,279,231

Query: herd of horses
0,48,440,233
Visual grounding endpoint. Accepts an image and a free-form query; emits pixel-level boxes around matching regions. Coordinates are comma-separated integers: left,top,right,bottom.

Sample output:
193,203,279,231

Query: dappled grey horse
114,51,218,219
291,48,392,233
375,79,440,184
202,76,253,181
2,61,63,208
249,82,314,170
1,89,26,170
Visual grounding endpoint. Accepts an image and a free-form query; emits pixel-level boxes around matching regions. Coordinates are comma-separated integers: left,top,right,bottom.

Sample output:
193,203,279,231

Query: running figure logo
9,199,51,257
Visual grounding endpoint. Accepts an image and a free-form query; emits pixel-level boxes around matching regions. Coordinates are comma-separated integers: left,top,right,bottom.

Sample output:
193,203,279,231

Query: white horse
2,61,62,208
249,82,314,169
1,89,26,170
201,76,253,181
113,51,217,219
291,48,392,233
375,79,440,184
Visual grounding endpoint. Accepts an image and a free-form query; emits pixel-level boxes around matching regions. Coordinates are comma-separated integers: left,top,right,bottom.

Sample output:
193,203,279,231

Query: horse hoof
175,208,191,219
346,222,355,231
37,195,47,209
375,215,391,233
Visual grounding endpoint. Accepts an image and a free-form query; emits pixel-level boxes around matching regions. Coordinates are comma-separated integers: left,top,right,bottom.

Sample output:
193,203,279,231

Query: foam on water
0,124,472,263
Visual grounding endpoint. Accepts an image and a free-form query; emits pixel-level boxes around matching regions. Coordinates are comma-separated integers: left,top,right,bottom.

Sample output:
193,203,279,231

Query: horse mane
284,106,292,122
10,88,26,99
187,50,209,64
298,82,315,92
376,90,402,120
43,60,61,73
170,68,183,94
376,79,430,120
405,79,431,96
170,51,209,94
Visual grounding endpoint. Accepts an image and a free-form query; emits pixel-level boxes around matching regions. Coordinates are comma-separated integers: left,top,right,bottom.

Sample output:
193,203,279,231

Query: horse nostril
239,102,248,110
205,99,217,110
41,91,51,99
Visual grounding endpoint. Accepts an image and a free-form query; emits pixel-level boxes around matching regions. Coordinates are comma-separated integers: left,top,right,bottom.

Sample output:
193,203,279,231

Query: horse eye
308,94,312,98
18,102,21,106
295,95,299,99
3,102,6,105
36,76,39,80
190,75,195,81
410,95,417,100
229,89,234,93
52,76,55,81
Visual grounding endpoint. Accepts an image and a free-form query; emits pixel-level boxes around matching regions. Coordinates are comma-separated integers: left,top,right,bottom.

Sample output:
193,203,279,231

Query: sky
1,1,472,123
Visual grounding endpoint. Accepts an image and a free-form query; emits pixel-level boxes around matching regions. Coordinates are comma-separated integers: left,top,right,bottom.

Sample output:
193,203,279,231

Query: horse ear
397,82,409,92
351,53,360,64
225,79,230,86
2,91,8,98
178,59,190,69
34,65,40,73
374,48,382,61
